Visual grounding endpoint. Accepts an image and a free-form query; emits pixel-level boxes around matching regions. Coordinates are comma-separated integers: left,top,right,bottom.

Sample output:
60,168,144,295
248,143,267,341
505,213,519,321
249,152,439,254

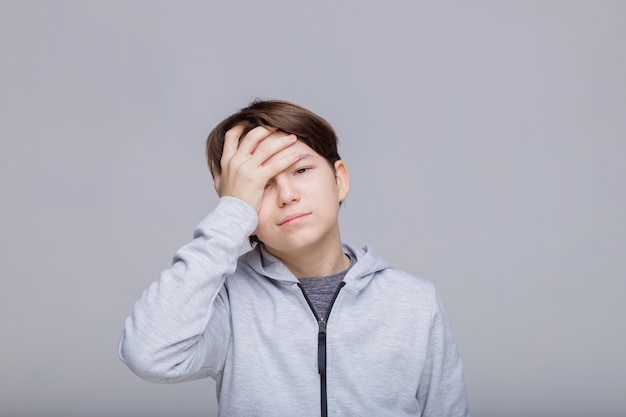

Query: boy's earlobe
213,172,222,195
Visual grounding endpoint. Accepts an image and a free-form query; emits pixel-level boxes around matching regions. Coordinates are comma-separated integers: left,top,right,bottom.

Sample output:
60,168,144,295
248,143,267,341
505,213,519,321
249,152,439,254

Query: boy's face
253,138,349,257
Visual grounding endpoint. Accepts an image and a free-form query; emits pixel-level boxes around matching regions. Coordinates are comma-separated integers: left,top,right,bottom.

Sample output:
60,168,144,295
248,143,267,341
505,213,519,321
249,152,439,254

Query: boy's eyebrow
297,153,315,161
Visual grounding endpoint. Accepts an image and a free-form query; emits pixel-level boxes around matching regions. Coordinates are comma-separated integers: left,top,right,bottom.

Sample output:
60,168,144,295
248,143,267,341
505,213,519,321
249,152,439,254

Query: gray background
1,1,625,416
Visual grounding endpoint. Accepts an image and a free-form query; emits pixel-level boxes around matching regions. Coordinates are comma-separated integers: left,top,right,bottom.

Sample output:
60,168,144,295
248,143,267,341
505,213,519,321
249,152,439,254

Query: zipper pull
318,318,327,332
318,318,326,375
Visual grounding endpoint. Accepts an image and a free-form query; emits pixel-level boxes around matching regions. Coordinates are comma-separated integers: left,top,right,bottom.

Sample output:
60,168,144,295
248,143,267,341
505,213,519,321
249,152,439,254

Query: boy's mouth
278,212,311,226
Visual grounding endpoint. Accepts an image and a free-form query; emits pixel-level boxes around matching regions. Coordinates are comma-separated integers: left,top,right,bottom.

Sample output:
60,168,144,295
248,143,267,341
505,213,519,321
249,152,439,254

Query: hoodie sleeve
118,197,258,383
418,292,471,416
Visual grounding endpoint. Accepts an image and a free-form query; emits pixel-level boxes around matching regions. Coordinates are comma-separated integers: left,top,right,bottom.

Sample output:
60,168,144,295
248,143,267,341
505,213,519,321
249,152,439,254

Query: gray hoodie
119,197,470,416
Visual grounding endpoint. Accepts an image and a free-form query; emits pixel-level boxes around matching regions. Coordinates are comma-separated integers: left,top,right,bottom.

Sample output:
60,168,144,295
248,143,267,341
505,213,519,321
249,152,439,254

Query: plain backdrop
1,1,625,416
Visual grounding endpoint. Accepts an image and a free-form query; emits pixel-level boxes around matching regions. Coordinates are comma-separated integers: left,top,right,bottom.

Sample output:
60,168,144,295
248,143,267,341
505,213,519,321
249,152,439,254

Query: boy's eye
295,167,309,174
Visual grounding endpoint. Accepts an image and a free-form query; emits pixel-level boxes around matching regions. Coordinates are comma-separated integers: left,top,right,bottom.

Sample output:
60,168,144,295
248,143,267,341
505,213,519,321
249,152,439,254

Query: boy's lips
278,212,311,226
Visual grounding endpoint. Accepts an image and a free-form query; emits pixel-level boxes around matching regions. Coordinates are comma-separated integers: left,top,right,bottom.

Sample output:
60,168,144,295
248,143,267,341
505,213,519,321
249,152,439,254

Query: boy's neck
266,240,350,279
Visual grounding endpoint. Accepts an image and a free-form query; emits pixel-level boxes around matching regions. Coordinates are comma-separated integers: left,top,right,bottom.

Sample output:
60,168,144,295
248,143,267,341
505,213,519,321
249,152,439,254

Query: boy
119,100,471,416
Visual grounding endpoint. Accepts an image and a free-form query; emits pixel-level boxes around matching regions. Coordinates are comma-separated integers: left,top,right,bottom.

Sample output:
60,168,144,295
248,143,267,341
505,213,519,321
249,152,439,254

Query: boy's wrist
219,195,257,216
195,197,258,245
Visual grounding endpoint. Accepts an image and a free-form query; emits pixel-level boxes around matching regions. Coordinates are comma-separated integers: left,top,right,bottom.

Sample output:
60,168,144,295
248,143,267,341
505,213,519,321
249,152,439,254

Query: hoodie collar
240,243,391,292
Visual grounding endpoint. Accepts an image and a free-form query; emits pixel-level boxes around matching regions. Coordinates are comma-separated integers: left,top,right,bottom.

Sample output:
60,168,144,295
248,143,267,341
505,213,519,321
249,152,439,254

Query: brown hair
206,99,341,176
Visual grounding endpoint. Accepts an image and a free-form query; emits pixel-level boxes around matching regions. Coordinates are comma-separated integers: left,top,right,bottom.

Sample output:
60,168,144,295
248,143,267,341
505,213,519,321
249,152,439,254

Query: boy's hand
213,125,301,211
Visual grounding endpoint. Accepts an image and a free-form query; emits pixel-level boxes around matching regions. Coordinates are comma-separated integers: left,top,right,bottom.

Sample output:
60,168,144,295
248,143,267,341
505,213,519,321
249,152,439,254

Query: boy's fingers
222,125,244,164
251,132,298,166
236,126,276,156
261,147,301,177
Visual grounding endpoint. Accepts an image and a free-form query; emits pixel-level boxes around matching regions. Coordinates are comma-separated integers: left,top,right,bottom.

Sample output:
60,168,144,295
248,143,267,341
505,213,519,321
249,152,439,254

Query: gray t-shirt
298,254,355,319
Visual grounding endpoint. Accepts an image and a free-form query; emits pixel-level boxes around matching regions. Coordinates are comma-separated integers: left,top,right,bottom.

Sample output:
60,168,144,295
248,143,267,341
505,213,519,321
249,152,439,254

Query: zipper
298,281,346,417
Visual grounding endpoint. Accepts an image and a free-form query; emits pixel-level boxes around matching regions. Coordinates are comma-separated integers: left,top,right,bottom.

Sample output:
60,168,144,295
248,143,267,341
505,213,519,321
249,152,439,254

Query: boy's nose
276,179,300,207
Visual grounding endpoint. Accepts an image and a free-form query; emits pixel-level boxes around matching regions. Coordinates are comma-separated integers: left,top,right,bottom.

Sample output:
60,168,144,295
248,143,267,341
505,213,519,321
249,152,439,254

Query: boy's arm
120,125,302,382
118,197,257,382
418,293,472,416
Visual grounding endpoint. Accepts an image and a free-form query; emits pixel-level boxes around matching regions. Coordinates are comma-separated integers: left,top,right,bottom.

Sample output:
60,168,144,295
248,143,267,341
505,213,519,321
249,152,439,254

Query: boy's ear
334,160,350,203
213,171,222,195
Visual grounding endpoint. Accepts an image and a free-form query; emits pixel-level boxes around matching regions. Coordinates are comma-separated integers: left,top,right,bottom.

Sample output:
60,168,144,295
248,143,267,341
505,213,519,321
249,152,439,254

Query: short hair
206,99,341,177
